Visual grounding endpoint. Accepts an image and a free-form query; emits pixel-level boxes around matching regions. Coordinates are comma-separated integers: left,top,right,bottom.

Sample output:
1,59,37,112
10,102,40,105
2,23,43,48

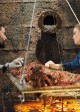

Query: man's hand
45,60,55,67
45,60,63,70
45,60,58,69
9,58,24,68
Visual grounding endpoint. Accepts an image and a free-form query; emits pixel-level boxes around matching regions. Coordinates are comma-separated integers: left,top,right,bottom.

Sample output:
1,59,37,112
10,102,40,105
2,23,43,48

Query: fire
14,99,80,112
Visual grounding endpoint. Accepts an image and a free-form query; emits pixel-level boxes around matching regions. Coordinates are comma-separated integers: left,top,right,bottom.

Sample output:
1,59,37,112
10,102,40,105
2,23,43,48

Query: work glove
45,60,62,70
45,60,56,67
9,58,24,68
2,58,24,73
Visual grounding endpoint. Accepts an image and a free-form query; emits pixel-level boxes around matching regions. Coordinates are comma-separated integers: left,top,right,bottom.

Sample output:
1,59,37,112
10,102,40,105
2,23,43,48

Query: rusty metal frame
7,73,80,97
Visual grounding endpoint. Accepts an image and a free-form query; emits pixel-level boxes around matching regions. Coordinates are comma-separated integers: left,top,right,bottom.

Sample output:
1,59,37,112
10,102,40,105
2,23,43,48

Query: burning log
14,99,80,112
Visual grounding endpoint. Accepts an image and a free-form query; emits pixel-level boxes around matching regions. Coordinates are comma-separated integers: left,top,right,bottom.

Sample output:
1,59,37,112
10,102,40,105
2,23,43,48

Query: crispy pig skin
10,60,80,87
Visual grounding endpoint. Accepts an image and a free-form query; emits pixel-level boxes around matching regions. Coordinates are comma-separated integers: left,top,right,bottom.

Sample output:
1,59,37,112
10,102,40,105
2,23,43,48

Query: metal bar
7,73,80,97
65,0,80,24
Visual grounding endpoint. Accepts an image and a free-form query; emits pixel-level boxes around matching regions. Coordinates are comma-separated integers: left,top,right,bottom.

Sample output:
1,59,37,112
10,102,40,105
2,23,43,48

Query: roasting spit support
7,73,80,98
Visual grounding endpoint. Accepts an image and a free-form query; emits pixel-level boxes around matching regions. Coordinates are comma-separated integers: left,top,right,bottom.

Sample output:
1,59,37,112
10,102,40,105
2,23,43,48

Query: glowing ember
14,99,80,112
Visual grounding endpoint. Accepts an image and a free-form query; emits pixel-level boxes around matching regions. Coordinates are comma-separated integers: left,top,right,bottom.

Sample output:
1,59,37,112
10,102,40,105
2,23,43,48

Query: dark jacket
63,53,80,71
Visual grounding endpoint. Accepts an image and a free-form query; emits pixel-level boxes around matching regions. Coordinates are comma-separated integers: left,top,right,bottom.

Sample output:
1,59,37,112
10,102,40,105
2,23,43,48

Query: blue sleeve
63,53,80,71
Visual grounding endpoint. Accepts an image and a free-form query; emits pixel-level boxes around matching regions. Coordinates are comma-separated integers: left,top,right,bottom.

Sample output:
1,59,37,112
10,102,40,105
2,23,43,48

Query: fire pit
14,99,80,112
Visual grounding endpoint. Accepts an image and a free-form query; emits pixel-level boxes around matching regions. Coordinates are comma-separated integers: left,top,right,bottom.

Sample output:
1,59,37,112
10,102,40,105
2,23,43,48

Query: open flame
14,99,80,112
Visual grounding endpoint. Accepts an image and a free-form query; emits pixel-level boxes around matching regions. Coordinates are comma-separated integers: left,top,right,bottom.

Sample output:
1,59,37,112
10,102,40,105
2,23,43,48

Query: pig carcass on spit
10,60,80,88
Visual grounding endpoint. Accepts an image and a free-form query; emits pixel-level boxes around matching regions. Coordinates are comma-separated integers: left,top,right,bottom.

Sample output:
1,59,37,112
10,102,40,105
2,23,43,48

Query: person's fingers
14,58,24,65
45,62,49,67
17,60,23,64
16,58,24,61
19,59,24,64
48,60,55,64
13,65,22,67
45,60,55,67
13,60,22,65
49,64,55,68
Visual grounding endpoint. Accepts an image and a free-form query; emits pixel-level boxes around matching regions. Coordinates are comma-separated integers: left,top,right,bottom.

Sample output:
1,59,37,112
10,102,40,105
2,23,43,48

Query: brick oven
0,0,80,112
